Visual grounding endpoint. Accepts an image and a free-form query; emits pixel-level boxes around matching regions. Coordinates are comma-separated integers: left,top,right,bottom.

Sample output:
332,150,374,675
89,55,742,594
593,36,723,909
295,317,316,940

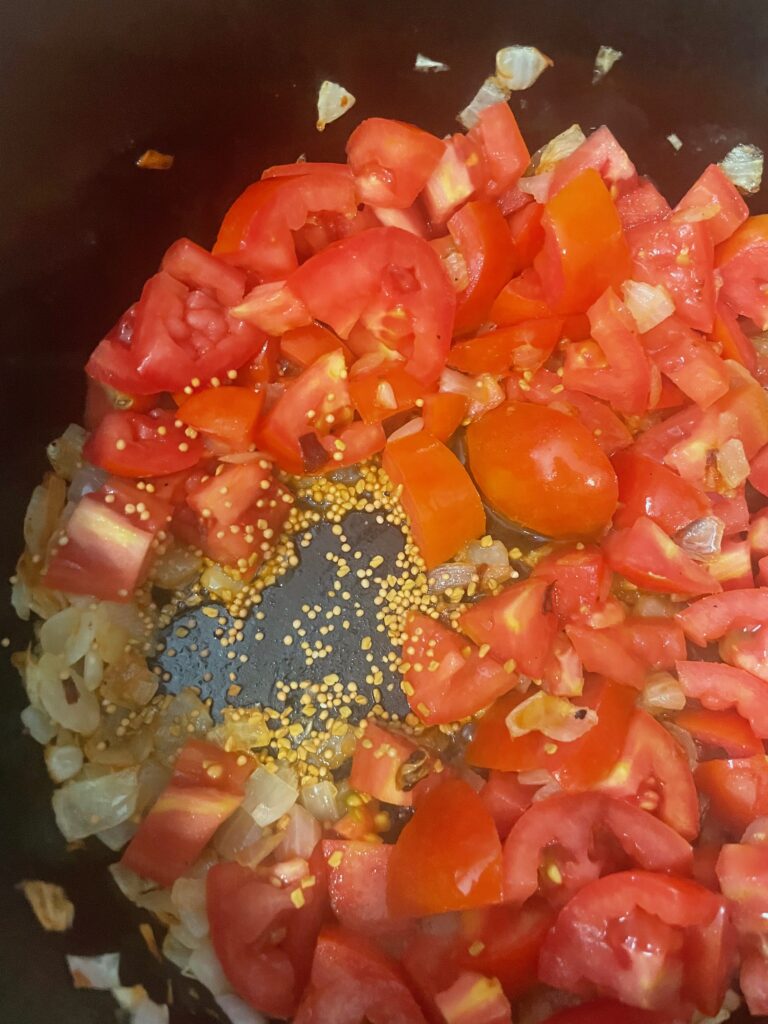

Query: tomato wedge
84,409,204,478
674,708,763,757
612,449,711,534
176,386,264,450
604,516,721,596
676,587,768,646
696,756,768,833
349,721,418,807
674,163,748,245
446,200,517,335
676,660,768,738
716,215,768,331
447,318,564,375
346,117,445,208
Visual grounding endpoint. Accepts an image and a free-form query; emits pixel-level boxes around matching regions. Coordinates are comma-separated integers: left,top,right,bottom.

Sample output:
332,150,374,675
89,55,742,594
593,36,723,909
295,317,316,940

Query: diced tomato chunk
349,721,418,807
674,163,749,245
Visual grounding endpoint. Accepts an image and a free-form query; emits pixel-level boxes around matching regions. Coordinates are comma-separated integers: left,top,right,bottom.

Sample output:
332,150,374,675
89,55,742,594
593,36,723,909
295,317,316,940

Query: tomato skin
349,721,417,807
696,757,768,833
84,409,204,478
677,660,768,738
566,623,646,689
387,778,503,917
447,318,563,375
479,772,537,840
612,449,711,534
716,215,768,331
447,200,517,335
176,386,264,450
507,201,545,274
467,401,618,539
535,169,631,315
676,587,768,646
674,163,749,245
489,268,553,325
346,118,445,208
423,134,484,224
675,707,763,757
382,432,485,569
502,792,693,906
539,871,734,1016
643,316,730,410
615,178,671,233
532,544,611,623
739,951,768,1017
421,392,468,441
468,102,530,197
604,515,721,596
322,840,394,934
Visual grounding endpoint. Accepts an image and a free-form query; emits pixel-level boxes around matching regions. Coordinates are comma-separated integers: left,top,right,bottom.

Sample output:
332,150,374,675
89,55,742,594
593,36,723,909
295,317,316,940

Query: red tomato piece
95,478,173,534
176,386,264,450
83,380,159,431
720,621,768,680
674,163,749,245
708,537,755,590
295,926,427,1024
563,287,652,416
349,721,418,807
278,323,349,369
468,101,530,197
479,771,537,840
435,971,512,1024
421,392,468,441
507,201,545,274
540,1001,669,1024
382,432,485,569
717,842,768,938
322,840,393,933
423,134,485,224
489,268,553,326
447,318,564,375
615,177,671,233
676,660,768,738
400,612,515,725
643,316,730,409
604,515,721,596
597,710,700,841
287,227,456,386
548,126,638,199
711,299,758,372
716,214,768,331
612,449,711,534
538,871,734,1016
459,577,558,678
466,401,618,538
84,409,204,478
346,118,445,208
532,544,611,623
566,623,647,689
502,792,693,905
674,707,763,757
186,458,272,526
628,218,716,333
740,952,768,1018
387,777,503,917
696,756,768,833
348,366,424,424
535,169,631,315
676,587,768,646
447,200,517,335
121,740,251,887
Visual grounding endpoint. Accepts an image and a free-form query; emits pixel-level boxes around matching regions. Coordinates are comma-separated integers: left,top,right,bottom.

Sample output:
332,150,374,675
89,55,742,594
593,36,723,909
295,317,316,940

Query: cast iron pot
2,1,768,1020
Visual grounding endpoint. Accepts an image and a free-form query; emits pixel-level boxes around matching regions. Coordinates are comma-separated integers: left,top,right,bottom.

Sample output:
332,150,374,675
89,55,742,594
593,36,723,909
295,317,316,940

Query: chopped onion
300,779,341,821
45,743,83,783
716,438,750,488
495,46,553,91
216,993,268,1024
109,862,156,902
67,952,121,990
183,939,232,996
235,830,286,869
280,803,322,860
24,474,67,557
720,143,764,195
622,280,675,333
97,818,138,851
675,516,724,557
242,766,298,826
439,368,504,420
638,672,686,713
517,768,554,786
667,133,683,151
171,878,209,940
387,417,424,443
633,593,675,618
458,77,510,130
517,172,554,203
135,149,174,171
462,538,510,567
214,806,265,859
18,879,74,932
414,53,449,73
112,986,169,1024
663,722,699,771
535,124,586,174
162,930,193,971
742,817,768,845
316,81,356,132
67,465,107,503
37,661,100,735
428,563,477,594
592,45,623,84
52,767,139,840
506,692,597,742
20,704,57,744
47,424,87,480
206,707,270,753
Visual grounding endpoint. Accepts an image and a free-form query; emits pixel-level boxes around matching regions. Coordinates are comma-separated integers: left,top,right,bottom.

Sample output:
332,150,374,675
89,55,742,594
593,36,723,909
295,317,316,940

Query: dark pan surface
2,1,768,1020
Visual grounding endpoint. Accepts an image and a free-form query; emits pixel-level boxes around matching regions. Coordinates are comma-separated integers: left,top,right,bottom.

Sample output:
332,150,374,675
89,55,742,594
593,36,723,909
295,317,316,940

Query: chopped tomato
121,740,252,887
676,660,768,738
628,218,715,333
84,409,204,478
643,316,729,409
466,401,618,538
711,299,758,372
535,169,631,315
612,449,711,534
489,268,553,325
674,163,749,245
421,392,468,441
563,287,652,416
176,386,265,450
740,952,768,1018
447,318,564,375
615,178,671,233
507,201,545,275
322,840,394,933
83,379,158,431
696,756,768,833
468,101,530,198
423,133,484,224
532,544,611,623
400,612,515,725
708,537,755,590
676,587,768,646
540,1001,668,1024
295,927,427,1024
502,792,692,905
720,621,768,680
446,200,516,334
288,227,456,385
186,457,273,526
479,771,537,840
604,516,721,596
674,708,763,757
349,721,418,807
279,323,350,369
539,871,734,1016
716,214,768,331
548,126,637,199
434,971,512,1024
459,577,558,678
565,623,647,689
346,118,445,208
348,366,424,424
597,710,700,841
382,432,485,568
387,777,503,917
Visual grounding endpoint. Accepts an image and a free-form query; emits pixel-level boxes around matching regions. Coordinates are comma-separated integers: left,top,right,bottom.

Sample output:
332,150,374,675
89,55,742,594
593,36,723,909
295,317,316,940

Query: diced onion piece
633,594,675,618
376,380,398,411
462,538,510,567
171,878,210,940
663,722,699,771
517,172,554,203
674,516,724,558
47,424,87,480
52,767,139,840
716,438,750,489
300,779,342,821
242,766,298,826
720,143,764,195
18,879,74,932
316,81,356,132
280,803,322,860
216,994,268,1024
388,417,424,443
439,368,504,420
535,124,586,174
592,45,623,84
45,744,84,783
458,77,510,130
622,280,675,333
112,986,170,1024
214,807,264,859
183,939,232,997
742,818,768,845
428,562,478,594
667,134,684,151
135,149,174,171
162,930,193,971
506,691,597,742
517,769,553,786
638,672,686,713
67,952,121,990
495,46,553,91
97,819,138,852
20,705,57,744
415,53,449,73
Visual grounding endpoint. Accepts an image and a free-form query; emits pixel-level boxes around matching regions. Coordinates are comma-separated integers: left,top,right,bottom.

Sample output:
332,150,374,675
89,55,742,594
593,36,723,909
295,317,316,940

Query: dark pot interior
2,1,768,1020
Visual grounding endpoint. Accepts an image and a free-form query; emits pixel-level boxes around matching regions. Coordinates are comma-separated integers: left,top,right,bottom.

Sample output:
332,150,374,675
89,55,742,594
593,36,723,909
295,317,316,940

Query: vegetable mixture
12,65,768,1024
